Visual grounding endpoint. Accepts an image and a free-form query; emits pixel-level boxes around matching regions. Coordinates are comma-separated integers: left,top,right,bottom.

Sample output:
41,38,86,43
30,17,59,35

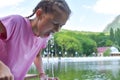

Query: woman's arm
0,61,14,80
34,50,59,80
34,50,45,76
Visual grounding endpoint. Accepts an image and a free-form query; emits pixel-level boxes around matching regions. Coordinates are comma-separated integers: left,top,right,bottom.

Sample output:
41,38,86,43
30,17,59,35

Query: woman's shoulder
1,15,25,22
10,15,25,21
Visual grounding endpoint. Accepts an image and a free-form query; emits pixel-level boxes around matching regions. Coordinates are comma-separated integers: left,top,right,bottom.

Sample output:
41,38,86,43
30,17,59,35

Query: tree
55,32,83,57
110,28,115,42
114,28,120,51
103,48,111,56
80,37,97,56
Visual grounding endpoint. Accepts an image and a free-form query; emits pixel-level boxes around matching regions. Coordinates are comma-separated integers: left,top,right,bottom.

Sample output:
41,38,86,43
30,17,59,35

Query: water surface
29,57,120,80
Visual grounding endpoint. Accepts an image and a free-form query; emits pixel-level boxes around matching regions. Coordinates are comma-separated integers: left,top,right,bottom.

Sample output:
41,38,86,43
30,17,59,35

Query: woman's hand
40,76,59,80
47,77,59,80
40,73,59,80
0,61,14,80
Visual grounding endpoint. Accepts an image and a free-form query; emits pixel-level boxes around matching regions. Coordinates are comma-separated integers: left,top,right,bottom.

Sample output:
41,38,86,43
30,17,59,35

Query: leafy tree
80,37,97,56
54,32,83,57
89,33,110,47
114,28,120,50
103,48,111,56
72,32,97,56
110,28,115,42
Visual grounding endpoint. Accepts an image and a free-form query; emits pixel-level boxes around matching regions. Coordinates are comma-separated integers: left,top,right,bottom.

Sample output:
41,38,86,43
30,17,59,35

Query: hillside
103,15,120,32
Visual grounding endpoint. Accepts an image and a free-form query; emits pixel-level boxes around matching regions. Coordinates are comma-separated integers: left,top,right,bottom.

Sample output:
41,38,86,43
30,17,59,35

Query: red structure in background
97,47,109,56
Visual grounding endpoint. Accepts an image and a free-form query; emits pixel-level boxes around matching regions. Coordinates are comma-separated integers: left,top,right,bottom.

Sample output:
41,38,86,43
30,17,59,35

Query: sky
0,0,120,32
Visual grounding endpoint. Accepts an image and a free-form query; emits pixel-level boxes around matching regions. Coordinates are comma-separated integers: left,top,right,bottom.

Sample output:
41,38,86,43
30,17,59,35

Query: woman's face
33,8,68,37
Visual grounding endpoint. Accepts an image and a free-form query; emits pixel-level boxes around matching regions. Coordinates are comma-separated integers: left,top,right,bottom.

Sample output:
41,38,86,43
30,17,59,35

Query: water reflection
29,57,120,80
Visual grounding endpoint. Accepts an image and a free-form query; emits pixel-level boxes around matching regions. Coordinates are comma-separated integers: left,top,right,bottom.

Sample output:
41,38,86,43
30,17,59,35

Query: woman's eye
54,23,60,27
52,21,63,27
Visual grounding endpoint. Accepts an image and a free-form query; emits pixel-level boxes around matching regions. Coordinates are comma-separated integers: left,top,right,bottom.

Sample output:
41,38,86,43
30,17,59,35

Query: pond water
29,57,120,80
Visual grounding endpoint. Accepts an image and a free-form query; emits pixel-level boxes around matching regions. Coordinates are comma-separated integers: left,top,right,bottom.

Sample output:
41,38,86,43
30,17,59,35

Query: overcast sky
0,0,120,32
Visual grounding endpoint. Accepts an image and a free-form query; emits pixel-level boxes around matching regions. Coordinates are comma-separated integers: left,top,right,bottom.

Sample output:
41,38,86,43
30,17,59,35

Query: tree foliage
44,29,114,57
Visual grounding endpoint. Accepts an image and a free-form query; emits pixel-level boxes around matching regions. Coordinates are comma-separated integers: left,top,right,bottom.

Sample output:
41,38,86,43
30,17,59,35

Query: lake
28,57,120,80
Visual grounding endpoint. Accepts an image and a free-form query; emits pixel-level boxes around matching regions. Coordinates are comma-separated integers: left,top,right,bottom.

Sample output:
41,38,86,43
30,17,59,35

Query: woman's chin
45,34,50,37
41,33,50,38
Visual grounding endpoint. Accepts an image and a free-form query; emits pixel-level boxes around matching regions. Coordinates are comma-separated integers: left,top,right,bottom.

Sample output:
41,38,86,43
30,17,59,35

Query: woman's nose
54,26,61,32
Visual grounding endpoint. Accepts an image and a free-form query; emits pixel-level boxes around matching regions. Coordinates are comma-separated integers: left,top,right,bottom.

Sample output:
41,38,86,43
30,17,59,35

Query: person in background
0,0,71,80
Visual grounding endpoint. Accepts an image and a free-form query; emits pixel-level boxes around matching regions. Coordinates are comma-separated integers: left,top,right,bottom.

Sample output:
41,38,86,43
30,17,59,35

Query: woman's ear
35,9,43,19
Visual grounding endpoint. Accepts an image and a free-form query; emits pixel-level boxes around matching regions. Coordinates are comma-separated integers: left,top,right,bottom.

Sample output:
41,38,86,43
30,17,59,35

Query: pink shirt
0,15,49,80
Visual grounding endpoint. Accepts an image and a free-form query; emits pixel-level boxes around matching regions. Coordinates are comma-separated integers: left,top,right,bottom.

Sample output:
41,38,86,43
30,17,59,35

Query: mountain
103,15,120,33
